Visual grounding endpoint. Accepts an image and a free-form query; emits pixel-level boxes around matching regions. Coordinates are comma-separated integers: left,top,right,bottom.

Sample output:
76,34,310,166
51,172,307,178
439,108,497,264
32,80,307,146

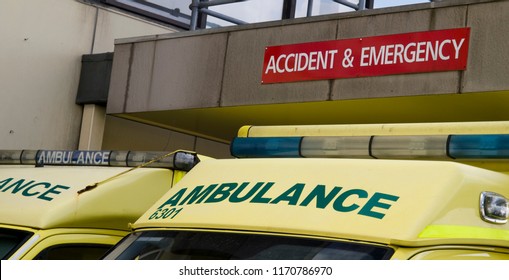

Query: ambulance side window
106,230,394,260
34,244,112,260
0,228,33,260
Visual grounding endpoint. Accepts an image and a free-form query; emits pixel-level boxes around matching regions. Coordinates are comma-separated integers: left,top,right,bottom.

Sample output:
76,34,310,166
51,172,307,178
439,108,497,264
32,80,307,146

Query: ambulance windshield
104,230,393,260
0,228,34,260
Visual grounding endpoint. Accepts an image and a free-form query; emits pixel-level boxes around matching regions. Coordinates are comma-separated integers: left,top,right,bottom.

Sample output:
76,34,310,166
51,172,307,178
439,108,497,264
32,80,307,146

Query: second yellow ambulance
0,149,202,260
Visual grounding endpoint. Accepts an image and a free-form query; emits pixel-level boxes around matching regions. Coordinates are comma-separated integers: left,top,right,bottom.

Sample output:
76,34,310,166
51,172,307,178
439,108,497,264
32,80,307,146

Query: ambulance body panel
0,150,201,260
129,158,509,246
2,226,126,260
104,122,509,260
0,166,174,230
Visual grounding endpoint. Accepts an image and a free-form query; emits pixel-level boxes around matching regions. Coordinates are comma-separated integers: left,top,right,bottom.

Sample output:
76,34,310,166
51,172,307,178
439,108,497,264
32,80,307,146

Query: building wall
109,0,509,113
0,0,177,150
104,0,508,154
101,116,232,159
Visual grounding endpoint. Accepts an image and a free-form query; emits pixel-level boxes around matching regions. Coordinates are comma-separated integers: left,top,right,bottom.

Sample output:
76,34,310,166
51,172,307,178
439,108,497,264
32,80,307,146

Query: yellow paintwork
0,160,194,259
0,225,127,260
128,122,509,259
0,166,174,230
134,158,509,248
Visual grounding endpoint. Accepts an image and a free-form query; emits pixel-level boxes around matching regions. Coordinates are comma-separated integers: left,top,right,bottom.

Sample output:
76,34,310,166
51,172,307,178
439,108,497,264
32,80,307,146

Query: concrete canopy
107,0,509,143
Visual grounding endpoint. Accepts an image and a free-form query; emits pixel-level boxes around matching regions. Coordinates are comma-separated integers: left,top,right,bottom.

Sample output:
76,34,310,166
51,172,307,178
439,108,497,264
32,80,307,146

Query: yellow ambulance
104,121,509,260
0,149,201,260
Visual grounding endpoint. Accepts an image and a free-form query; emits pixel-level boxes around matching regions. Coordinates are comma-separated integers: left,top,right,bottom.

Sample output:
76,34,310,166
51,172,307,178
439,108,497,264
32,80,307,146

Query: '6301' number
149,207,183,220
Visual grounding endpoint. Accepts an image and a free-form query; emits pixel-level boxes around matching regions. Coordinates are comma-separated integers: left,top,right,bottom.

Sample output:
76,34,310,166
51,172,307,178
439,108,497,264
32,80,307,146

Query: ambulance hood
134,158,509,247
0,166,174,231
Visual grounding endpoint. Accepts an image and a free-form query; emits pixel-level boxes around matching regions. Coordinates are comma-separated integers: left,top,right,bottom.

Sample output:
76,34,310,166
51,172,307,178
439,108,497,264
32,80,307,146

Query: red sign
261,28,470,84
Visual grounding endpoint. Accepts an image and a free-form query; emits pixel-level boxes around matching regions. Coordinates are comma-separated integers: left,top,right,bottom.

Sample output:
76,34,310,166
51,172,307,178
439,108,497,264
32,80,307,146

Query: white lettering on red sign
261,28,470,84
358,39,465,67
264,50,339,74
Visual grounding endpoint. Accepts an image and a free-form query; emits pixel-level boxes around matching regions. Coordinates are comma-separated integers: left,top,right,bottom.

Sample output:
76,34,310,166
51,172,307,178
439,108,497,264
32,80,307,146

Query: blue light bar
230,134,509,160
230,137,301,158
449,134,509,159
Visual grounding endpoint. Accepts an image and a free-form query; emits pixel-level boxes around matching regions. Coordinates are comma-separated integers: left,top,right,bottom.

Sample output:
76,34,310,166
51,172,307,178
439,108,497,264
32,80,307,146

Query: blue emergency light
231,134,509,160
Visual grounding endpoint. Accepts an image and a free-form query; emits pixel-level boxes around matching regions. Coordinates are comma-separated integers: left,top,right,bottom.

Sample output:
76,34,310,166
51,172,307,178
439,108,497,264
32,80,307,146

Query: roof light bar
230,137,302,158
0,150,199,171
0,150,39,165
449,134,509,159
301,136,372,158
231,134,509,160
371,135,449,159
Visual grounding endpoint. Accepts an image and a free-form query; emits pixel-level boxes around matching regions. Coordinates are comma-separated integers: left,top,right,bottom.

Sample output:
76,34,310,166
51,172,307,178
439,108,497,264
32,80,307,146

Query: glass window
104,230,393,260
103,0,193,29
0,228,33,260
295,0,355,18
34,244,113,260
207,0,284,28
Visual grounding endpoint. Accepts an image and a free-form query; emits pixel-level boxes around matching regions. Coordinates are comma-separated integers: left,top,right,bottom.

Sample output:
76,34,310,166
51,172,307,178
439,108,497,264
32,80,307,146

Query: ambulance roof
0,150,202,231
134,158,509,247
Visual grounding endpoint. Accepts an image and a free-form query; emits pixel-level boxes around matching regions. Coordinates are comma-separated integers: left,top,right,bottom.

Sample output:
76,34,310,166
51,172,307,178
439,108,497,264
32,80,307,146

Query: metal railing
189,0,375,30
189,0,249,30
188,0,434,30
102,0,436,31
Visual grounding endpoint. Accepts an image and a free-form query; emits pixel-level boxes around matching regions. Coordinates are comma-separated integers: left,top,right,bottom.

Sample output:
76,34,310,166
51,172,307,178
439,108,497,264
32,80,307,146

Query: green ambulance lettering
270,183,304,205
157,184,219,209
157,182,275,208
204,182,275,204
358,192,400,219
158,187,187,208
37,184,71,201
205,183,238,203
299,185,342,208
179,184,218,205
297,186,393,219
155,181,399,219
0,177,70,201
0,177,11,189
229,182,264,203
0,178,35,193
205,182,273,203
333,189,368,212
22,182,50,197
249,182,274,203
